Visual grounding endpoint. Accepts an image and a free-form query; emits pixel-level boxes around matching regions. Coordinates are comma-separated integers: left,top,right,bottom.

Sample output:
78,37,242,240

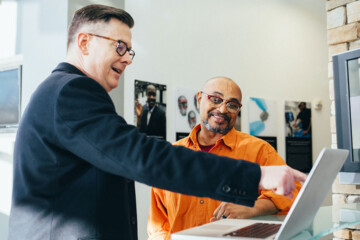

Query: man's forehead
204,78,236,88
203,79,242,100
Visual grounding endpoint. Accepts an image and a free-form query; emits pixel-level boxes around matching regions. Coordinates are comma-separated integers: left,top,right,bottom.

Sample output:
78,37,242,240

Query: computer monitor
333,49,360,184
0,63,22,129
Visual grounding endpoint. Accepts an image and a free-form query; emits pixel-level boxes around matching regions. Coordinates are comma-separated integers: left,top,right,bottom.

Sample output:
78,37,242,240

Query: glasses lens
209,96,223,105
116,42,135,60
116,42,127,56
129,50,135,60
226,102,240,112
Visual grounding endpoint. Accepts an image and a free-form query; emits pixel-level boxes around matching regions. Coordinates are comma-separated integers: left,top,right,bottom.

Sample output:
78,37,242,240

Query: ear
77,32,90,55
196,91,202,110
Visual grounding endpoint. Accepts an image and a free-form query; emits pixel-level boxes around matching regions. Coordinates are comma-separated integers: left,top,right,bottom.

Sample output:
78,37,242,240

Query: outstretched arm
210,165,306,221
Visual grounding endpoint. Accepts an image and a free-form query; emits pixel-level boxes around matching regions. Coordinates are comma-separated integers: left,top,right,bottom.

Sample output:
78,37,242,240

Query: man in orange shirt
147,77,302,240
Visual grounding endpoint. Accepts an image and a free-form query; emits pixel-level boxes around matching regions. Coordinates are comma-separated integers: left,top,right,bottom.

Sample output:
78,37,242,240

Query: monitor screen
333,49,360,183
0,65,22,127
347,59,360,163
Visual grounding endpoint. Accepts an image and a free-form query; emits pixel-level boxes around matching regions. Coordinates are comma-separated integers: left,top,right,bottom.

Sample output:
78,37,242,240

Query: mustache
208,111,230,122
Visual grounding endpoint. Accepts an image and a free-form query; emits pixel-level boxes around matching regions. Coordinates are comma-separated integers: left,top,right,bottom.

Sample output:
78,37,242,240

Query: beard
203,111,232,134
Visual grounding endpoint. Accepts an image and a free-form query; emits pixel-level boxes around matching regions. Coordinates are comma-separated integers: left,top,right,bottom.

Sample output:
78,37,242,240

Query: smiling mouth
213,115,225,121
209,112,230,122
112,67,121,74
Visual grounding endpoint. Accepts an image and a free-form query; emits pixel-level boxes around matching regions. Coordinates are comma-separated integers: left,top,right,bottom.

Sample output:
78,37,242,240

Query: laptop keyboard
223,223,281,238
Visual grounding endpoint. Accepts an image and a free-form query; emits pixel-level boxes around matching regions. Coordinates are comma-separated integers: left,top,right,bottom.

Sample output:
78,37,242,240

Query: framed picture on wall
134,80,167,140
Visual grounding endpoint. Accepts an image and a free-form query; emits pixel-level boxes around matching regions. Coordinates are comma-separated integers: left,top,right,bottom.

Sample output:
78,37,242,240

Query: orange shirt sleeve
256,144,302,213
148,138,192,240
147,187,171,240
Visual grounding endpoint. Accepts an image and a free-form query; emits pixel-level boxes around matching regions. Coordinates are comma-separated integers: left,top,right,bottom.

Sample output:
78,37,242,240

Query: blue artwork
249,97,269,136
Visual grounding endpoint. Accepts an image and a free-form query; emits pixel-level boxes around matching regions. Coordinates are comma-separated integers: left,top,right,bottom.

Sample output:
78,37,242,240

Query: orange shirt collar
188,124,237,150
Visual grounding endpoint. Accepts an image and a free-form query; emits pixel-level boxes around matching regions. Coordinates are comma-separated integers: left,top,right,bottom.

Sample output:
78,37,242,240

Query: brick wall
327,0,360,239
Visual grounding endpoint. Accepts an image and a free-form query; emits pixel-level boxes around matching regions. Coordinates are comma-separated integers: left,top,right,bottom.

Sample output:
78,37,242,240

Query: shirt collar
188,124,237,150
52,62,86,76
146,103,155,113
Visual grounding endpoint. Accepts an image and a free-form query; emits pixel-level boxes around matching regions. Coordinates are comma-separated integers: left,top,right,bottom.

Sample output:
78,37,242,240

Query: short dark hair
298,102,306,108
67,4,134,49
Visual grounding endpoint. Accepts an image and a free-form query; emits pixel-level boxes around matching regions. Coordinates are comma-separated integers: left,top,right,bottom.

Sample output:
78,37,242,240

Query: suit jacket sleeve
55,77,261,206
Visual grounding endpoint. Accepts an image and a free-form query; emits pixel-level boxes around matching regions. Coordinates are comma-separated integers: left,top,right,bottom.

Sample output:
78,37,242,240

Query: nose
217,102,228,113
121,51,133,65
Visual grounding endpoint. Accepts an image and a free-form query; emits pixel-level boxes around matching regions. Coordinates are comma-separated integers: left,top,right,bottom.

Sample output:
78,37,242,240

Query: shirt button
200,200,204,204
222,185,231,193
220,147,223,150
131,216,136,225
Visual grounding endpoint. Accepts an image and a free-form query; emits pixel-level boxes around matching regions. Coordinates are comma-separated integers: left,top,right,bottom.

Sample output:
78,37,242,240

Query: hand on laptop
210,199,278,222
259,166,307,198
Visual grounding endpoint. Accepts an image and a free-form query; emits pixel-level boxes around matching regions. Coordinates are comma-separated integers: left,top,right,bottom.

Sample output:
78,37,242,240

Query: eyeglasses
147,92,156,97
88,33,135,60
201,91,242,113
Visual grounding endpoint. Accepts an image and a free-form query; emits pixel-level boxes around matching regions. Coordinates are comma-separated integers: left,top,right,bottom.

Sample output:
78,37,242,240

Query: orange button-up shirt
147,125,302,240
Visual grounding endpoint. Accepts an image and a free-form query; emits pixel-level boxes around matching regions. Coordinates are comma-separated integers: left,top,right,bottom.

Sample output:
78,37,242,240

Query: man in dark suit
293,102,312,137
139,85,166,140
8,4,306,240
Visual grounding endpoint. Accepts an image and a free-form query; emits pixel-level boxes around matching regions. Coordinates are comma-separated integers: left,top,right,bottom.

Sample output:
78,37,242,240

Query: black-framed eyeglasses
88,33,135,60
201,91,242,113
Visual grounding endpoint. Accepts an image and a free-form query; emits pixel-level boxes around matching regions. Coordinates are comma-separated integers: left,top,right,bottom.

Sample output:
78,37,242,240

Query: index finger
292,168,307,182
212,203,222,219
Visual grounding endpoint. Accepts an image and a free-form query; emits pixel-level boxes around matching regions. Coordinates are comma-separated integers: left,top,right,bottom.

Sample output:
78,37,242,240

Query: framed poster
248,97,277,150
174,88,200,140
134,80,167,140
285,101,312,173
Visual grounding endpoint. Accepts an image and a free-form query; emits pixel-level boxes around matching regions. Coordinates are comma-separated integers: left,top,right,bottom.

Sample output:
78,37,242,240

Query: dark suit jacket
9,63,261,240
139,105,166,140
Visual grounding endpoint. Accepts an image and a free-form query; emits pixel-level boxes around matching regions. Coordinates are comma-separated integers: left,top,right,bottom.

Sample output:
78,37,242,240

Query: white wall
124,1,328,239
125,0,329,155
17,0,69,111
0,1,17,58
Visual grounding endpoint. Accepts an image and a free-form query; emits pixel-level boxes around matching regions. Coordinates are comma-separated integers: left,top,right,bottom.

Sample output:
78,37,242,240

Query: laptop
171,148,349,240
